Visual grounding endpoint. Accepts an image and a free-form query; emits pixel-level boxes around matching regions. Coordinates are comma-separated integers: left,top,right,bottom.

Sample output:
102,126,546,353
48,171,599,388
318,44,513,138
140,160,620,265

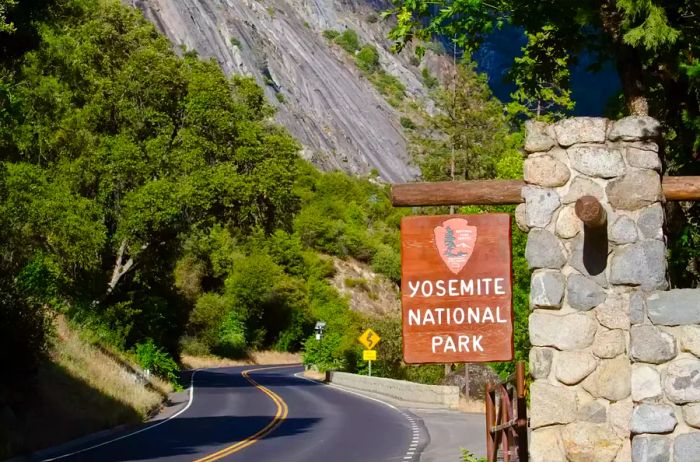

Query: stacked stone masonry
522,116,700,462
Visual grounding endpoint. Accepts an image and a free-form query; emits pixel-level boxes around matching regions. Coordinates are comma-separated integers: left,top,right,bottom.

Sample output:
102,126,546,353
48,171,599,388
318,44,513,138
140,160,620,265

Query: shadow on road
190,369,317,389
39,415,320,461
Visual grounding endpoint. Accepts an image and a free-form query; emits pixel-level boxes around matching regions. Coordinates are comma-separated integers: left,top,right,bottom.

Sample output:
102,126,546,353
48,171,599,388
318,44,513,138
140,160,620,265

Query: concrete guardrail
326,371,460,409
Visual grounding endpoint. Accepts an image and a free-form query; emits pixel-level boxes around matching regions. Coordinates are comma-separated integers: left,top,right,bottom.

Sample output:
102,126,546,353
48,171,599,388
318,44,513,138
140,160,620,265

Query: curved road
40,365,419,462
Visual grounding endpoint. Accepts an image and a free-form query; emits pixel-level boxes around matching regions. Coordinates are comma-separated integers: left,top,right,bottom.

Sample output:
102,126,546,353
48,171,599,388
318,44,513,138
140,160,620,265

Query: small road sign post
359,329,381,377
400,214,513,364
362,350,377,376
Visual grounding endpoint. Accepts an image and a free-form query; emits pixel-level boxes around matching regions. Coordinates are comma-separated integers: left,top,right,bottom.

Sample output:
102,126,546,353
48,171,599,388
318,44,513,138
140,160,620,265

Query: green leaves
410,59,510,181
507,25,574,120
618,0,680,51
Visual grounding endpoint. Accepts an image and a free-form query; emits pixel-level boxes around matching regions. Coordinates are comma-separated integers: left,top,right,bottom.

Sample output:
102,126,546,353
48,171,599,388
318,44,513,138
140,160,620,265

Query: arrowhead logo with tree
433,218,477,274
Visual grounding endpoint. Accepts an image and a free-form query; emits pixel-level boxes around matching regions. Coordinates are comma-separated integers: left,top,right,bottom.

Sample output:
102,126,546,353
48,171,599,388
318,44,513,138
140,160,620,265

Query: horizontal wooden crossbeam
390,176,700,207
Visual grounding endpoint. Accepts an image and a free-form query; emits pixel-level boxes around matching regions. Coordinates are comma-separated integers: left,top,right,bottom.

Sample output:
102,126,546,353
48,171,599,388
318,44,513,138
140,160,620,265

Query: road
38,365,420,462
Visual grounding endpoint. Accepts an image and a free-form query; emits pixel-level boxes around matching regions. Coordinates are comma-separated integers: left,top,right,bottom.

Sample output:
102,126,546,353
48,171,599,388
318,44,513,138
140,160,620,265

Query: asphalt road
38,365,419,462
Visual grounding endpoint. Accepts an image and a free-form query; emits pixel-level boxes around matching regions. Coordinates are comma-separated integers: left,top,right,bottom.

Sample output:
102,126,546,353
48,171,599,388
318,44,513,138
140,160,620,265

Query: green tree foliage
410,61,511,181
0,0,16,33
385,0,699,160
0,0,300,380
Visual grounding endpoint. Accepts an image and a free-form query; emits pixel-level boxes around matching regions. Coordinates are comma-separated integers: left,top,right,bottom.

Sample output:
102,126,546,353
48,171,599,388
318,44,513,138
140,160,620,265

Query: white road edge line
293,372,422,461
41,370,200,461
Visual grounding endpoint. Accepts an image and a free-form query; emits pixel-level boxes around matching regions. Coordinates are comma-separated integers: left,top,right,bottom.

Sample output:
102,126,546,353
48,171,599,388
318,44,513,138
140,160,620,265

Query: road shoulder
295,373,485,461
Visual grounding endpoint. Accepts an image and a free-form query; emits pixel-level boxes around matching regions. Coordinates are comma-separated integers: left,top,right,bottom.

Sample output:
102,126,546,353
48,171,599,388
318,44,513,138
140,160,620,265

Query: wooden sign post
401,214,513,364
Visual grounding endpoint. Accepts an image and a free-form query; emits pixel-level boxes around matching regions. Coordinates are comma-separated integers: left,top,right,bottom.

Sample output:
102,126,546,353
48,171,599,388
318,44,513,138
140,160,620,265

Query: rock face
630,325,677,364
125,0,418,182
526,229,566,269
530,312,597,350
530,381,577,428
531,270,566,309
524,155,571,187
606,169,663,210
567,274,606,311
609,240,667,290
647,289,700,326
632,365,662,402
523,187,561,228
631,435,670,462
662,358,700,404
555,351,598,385
630,404,677,434
582,356,631,401
562,422,622,462
567,146,625,178
608,116,661,141
673,433,700,462
553,117,607,146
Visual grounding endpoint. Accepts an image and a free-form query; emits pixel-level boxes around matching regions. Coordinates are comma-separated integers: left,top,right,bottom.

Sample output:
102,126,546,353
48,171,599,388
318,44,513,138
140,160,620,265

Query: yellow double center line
194,365,292,462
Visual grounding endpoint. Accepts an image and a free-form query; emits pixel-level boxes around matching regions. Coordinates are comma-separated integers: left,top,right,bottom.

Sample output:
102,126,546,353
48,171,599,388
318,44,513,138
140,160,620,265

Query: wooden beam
391,176,700,207
662,176,700,201
391,179,525,206
575,196,607,228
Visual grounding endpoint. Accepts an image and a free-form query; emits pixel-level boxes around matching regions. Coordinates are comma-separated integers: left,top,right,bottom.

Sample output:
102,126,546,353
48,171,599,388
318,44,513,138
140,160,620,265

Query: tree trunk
600,0,649,116
107,240,146,295
617,46,649,116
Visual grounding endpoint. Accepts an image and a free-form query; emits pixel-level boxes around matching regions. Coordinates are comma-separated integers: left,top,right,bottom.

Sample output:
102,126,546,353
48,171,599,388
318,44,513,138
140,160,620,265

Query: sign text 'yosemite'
401,214,513,364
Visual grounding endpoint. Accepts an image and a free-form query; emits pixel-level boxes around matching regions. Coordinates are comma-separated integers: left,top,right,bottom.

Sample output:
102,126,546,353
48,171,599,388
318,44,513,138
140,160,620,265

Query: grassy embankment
1,316,172,457
2,315,300,458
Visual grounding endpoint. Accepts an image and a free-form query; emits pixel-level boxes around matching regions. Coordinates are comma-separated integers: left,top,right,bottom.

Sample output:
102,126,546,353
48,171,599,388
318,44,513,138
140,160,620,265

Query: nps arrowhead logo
433,218,477,275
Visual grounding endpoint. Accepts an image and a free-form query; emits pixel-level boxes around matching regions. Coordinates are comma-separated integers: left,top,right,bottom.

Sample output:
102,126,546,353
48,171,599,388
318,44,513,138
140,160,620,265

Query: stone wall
520,116,700,461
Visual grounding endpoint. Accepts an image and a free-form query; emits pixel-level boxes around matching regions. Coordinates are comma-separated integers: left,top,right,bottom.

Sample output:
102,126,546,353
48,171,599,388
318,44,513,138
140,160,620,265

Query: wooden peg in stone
575,195,607,228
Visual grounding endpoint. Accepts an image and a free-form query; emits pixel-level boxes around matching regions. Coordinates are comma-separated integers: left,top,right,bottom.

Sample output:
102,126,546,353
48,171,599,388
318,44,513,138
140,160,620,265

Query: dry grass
303,370,326,381
2,316,172,458
181,351,302,370
53,316,172,417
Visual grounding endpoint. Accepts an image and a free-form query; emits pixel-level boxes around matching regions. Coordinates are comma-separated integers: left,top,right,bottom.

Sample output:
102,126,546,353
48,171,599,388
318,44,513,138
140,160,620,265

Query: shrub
188,293,230,347
322,29,340,41
334,29,360,53
371,244,401,283
275,92,286,103
356,44,380,73
179,335,210,356
400,116,416,130
214,314,247,358
134,339,179,383
344,277,369,291
421,68,439,89
369,71,405,101
302,331,348,371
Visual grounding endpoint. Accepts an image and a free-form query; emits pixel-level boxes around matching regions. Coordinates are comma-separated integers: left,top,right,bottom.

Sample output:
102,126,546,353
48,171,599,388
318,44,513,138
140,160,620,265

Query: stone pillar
520,116,669,462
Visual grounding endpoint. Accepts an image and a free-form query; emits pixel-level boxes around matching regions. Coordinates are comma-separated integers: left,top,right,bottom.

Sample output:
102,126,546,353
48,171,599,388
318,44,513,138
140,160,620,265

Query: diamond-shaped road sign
358,328,381,350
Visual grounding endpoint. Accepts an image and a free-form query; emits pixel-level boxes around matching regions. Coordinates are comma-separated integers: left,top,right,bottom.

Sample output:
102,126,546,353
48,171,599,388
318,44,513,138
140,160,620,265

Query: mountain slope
125,0,423,182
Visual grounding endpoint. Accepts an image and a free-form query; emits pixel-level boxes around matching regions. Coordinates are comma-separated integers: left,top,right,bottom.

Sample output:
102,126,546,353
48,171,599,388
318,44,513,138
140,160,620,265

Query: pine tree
444,226,465,257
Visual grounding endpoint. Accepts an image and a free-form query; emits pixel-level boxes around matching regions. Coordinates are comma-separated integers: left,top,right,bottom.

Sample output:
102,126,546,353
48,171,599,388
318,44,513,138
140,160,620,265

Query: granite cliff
125,0,452,182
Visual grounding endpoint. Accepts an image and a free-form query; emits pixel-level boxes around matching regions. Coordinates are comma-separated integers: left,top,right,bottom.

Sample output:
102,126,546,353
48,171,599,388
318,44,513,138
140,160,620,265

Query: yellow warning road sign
358,328,381,350
363,350,377,361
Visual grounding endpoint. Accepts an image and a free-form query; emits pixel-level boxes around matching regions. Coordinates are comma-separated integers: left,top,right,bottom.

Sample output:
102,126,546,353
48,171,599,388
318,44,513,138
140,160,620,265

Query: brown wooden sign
401,214,513,364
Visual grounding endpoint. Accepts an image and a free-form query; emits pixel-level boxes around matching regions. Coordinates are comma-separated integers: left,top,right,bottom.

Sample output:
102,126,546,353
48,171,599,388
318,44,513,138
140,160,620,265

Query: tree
387,0,700,287
0,0,16,33
386,0,699,156
410,60,511,181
